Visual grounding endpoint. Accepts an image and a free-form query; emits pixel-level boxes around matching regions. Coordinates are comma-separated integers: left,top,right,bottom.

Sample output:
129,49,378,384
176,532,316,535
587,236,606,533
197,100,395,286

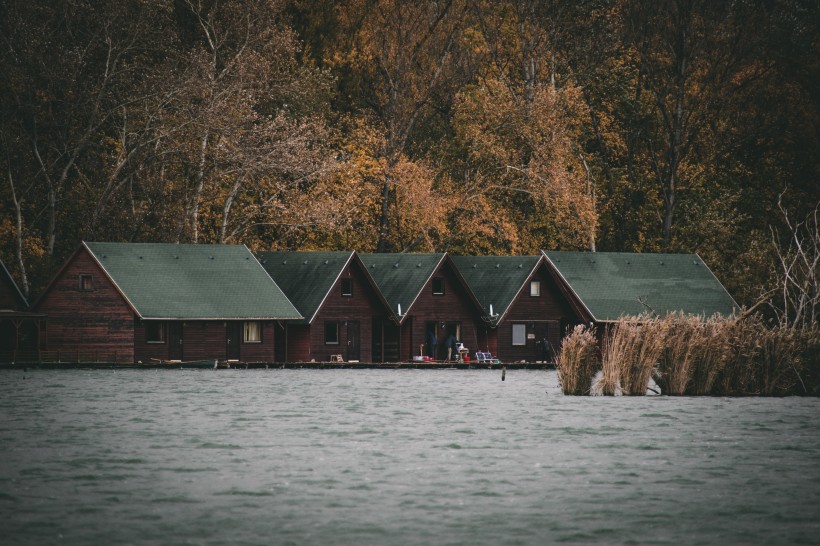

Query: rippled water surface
1,369,819,545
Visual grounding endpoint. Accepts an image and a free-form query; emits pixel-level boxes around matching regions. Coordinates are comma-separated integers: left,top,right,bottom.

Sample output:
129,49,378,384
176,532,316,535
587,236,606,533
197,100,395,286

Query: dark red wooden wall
492,263,581,362
401,261,482,362
290,260,388,362
36,248,136,362
134,320,276,362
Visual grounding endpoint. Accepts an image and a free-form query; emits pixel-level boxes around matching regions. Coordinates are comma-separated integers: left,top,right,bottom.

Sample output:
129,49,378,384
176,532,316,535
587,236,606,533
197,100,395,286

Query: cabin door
346,321,360,362
226,322,241,360
169,322,183,360
533,322,551,362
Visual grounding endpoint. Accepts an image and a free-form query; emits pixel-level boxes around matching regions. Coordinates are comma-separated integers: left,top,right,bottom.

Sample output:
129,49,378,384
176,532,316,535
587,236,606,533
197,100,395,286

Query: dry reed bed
559,314,819,397
554,325,598,395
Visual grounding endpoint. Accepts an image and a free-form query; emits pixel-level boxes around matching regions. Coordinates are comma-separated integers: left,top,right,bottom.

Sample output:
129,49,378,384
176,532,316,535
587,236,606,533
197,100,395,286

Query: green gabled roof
256,251,354,324
359,253,445,321
451,255,542,323
84,242,302,320
543,251,739,321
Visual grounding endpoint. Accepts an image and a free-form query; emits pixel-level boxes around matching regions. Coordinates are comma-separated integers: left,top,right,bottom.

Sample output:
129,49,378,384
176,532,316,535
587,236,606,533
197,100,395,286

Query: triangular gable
359,253,446,323
543,251,740,322
258,251,394,325
451,255,543,325
77,242,302,320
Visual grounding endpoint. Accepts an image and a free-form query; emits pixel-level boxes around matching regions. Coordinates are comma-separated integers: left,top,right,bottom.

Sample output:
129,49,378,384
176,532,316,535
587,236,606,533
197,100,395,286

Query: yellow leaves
451,77,598,251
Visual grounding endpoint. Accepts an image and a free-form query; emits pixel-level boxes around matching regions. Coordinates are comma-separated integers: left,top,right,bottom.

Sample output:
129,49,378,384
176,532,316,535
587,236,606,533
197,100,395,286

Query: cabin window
530,280,541,297
146,322,166,343
512,323,526,346
432,278,445,295
324,321,339,344
243,321,262,343
341,278,353,297
79,274,93,291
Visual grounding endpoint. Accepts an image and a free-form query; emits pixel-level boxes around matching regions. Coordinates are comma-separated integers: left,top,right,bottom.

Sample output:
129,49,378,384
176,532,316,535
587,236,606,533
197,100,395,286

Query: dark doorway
169,322,183,360
346,321,360,361
430,321,461,361
372,318,399,362
274,322,287,362
533,322,550,362
226,322,241,360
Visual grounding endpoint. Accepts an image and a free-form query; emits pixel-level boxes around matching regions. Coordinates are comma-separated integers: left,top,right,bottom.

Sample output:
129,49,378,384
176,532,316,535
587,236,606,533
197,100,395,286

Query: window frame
146,321,166,344
78,274,94,291
243,321,262,343
530,280,541,297
324,321,340,345
432,277,445,296
512,323,527,346
340,278,353,297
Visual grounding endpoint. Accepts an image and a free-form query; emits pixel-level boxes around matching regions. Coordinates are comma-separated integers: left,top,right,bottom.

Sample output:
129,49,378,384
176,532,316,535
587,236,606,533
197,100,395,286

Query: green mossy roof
85,242,301,320
359,253,445,319
450,255,541,323
257,251,354,324
543,251,739,321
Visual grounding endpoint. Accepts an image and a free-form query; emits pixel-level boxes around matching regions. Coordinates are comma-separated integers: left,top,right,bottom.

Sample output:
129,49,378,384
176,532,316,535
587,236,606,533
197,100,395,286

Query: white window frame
530,280,541,297
512,324,527,346
243,321,262,343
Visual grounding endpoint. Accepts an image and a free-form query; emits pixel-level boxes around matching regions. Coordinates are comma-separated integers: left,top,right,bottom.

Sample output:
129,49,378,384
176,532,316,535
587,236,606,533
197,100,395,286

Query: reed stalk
555,325,598,395
687,315,731,395
653,313,700,395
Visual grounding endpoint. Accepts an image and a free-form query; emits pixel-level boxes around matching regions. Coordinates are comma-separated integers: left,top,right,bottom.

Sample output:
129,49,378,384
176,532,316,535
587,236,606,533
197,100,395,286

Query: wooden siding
292,260,387,362
402,261,481,361
36,248,136,362
134,320,276,362
493,264,582,362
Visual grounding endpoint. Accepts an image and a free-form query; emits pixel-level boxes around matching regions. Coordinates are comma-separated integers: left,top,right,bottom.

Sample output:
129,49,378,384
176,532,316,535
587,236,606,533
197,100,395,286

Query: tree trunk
189,131,210,243
220,177,244,243
7,167,29,298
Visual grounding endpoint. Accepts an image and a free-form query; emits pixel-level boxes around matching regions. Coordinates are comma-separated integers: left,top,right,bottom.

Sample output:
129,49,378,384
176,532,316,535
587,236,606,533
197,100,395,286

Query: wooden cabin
451,255,582,363
542,251,740,325
257,251,393,363
359,253,485,362
34,242,301,363
0,260,44,362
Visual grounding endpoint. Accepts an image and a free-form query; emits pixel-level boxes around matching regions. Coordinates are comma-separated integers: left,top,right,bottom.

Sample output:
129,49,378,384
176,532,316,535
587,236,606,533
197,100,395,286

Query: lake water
0,369,818,545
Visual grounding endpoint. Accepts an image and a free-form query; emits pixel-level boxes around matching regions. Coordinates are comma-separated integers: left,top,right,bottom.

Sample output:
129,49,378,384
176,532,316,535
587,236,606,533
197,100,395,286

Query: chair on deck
475,352,501,365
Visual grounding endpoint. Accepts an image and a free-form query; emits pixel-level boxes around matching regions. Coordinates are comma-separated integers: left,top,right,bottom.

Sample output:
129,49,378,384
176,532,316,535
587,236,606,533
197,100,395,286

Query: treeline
1,0,818,309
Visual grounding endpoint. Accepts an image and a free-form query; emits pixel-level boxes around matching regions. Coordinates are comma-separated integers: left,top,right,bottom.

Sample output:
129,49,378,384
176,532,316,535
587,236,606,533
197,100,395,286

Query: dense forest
1,0,818,311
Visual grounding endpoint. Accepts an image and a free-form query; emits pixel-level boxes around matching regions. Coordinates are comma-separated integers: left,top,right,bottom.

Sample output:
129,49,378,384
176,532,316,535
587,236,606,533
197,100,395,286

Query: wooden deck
0,359,552,370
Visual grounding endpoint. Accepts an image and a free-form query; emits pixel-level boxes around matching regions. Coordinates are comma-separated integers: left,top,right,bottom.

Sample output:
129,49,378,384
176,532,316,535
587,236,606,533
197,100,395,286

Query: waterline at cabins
11,244,741,365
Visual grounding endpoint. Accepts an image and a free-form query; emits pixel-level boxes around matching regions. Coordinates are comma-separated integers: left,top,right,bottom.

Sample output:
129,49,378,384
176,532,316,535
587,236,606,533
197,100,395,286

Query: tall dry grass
653,313,700,395
686,316,732,395
555,325,599,395
596,316,664,396
586,313,818,397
